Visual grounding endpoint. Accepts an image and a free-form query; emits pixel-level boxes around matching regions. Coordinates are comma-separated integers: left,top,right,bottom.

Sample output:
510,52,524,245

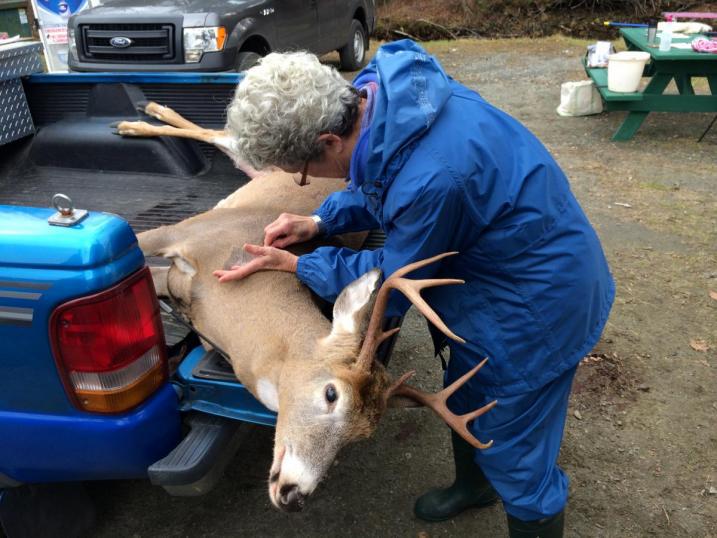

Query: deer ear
330,268,382,337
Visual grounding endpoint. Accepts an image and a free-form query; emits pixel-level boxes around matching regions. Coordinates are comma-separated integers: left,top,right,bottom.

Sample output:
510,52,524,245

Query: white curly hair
225,51,360,171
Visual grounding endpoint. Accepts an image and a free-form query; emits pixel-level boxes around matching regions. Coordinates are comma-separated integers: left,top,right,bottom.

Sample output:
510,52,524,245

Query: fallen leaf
709,290,717,301
690,339,710,352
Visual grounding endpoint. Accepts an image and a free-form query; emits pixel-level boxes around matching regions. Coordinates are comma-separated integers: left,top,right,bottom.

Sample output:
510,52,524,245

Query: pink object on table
692,38,717,53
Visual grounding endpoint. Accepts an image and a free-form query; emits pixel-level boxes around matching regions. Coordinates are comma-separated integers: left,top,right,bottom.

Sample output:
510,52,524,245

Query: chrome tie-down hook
48,193,89,227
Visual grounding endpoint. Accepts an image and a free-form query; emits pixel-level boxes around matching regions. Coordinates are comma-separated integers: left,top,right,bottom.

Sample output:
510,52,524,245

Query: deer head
267,253,497,512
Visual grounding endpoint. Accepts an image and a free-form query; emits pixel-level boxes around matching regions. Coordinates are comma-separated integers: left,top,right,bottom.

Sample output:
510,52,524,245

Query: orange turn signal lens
74,359,167,413
216,26,227,50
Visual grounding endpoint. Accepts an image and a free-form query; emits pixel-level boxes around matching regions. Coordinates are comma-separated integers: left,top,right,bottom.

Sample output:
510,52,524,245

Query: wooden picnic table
584,27,717,141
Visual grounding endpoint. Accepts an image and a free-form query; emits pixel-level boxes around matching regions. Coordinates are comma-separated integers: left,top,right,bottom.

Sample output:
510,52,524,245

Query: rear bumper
68,49,235,73
174,346,277,427
0,384,182,483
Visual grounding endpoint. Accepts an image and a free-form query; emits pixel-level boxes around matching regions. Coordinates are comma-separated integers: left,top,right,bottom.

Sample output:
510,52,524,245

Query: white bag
556,80,603,117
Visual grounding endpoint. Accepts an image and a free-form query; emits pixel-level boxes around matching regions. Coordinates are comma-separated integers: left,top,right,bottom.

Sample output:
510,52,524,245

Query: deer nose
278,484,305,512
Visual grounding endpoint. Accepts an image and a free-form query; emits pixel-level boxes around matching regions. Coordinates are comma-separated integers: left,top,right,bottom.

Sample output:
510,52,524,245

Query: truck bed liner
0,139,248,234
0,139,247,343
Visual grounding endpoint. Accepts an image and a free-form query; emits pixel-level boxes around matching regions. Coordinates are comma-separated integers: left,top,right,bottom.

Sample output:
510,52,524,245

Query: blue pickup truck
0,69,391,536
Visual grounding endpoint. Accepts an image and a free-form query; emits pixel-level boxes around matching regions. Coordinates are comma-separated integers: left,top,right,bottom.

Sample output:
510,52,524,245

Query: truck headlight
183,26,227,63
68,28,78,61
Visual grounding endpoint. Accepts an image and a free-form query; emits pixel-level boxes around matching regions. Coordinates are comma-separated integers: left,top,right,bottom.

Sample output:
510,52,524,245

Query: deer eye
325,384,338,404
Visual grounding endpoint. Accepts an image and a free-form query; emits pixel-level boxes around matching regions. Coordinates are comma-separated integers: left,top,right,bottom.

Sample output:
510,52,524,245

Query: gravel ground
86,37,717,537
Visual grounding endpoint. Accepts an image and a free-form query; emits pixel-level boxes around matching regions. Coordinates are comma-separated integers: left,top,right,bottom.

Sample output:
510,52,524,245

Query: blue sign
38,0,87,16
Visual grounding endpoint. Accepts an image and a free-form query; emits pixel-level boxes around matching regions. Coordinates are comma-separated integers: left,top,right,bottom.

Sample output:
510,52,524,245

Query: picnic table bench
584,27,717,141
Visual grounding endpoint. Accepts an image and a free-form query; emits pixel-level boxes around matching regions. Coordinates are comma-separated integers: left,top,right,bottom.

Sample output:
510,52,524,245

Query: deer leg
133,101,242,158
138,101,203,130
134,102,242,161
113,120,261,179
113,120,225,144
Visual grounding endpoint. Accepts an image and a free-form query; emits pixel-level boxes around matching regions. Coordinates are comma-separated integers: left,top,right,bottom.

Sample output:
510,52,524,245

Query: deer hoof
144,101,166,120
114,121,130,135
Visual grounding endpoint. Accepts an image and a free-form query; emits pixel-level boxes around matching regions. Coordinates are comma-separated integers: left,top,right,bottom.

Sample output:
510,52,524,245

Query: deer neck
221,308,332,392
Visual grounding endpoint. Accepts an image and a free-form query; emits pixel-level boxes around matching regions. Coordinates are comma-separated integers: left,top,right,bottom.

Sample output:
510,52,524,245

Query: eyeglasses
293,159,310,187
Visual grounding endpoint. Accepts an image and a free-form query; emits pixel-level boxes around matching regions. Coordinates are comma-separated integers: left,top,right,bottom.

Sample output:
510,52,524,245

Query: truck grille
80,23,176,63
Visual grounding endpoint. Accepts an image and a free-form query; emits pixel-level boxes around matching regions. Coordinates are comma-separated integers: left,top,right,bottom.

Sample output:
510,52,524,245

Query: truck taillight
50,267,168,413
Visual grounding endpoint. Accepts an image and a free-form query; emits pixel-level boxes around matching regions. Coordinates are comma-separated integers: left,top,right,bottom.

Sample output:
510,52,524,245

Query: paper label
44,24,68,44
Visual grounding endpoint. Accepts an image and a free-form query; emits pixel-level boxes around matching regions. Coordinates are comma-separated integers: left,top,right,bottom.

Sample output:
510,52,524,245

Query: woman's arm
312,187,381,236
296,173,463,317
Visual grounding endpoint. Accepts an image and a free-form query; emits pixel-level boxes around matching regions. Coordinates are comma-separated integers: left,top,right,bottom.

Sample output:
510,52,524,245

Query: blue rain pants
446,351,577,521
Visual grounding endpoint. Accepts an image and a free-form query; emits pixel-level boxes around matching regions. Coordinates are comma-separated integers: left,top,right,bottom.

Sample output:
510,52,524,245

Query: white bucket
607,51,650,93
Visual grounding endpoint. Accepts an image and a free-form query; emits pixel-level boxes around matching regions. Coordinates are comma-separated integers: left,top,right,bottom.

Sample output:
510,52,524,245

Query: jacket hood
353,40,452,186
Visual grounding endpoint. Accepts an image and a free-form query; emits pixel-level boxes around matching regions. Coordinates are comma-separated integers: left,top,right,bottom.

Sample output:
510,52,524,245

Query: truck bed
1,74,247,230
0,138,248,234
0,137,248,345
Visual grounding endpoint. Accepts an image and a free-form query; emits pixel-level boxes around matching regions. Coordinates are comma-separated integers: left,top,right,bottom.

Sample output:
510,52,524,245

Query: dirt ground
86,37,717,537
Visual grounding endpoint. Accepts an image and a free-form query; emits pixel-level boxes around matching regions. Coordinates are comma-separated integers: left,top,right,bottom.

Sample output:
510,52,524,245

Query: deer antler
387,359,497,449
356,252,465,372
358,252,496,449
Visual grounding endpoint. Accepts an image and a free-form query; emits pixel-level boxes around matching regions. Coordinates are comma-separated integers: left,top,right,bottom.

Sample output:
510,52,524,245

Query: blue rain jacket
296,40,615,397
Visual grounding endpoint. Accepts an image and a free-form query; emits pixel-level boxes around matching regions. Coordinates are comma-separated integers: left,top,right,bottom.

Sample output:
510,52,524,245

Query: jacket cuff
313,205,339,237
296,254,322,296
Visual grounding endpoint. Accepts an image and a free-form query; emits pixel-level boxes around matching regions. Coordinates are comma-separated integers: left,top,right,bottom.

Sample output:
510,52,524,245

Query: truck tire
235,51,262,72
338,19,367,71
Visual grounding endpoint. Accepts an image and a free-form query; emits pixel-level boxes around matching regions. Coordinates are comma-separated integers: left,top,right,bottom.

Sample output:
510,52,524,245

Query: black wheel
338,19,367,71
235,51,262,72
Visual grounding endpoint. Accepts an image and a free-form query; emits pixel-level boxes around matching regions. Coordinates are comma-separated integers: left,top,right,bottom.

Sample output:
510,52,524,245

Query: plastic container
659,17,675,52
607,51,650,93
647,19,658,46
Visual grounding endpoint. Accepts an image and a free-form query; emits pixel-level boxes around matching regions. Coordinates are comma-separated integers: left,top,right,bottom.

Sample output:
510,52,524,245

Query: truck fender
226,18,275,57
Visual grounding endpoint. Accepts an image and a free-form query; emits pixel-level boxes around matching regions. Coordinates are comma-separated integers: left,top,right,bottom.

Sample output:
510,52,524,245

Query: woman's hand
263,213,319,248
213,244,298,283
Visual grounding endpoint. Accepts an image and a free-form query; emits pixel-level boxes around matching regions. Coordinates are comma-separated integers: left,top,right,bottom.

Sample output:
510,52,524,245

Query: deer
115,103,497,513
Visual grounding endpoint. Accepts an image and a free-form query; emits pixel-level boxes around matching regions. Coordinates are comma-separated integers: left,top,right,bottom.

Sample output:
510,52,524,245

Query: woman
214,41,614,537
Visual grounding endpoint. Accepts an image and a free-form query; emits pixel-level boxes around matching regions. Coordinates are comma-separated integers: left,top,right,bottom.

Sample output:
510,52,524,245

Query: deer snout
278,484,305,512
